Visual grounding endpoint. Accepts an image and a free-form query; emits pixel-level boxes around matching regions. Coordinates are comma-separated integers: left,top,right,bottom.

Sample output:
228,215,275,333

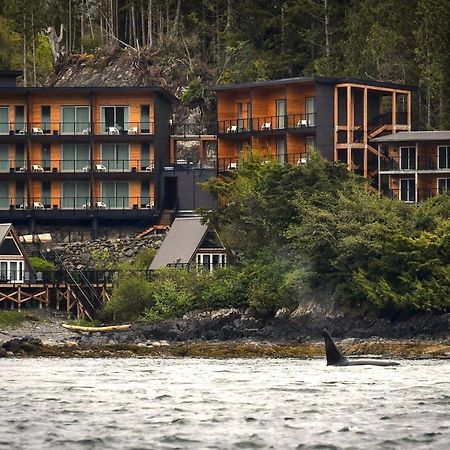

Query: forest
0,0,449,129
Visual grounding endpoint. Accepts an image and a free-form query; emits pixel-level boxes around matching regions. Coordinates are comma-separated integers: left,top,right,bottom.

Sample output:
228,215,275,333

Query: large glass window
276,99,286,129
400,146,416,170
0,144,9,171
400,179,416,203
0,182,9,209
101,182,129,209
15,144,25,171
15,182,24,208
61,106,90,134
41,106,51,133
438,178,450,194
101,106,130,132
0,107,9,134
62,182,90,209
101,144,129,171
62,144,90,171
42,144,51,170
15,106,24,133
276,137,286,163
42,182,51,207
141,181,150,207
306,97,316,126
438,146,450,169
140,105,150,133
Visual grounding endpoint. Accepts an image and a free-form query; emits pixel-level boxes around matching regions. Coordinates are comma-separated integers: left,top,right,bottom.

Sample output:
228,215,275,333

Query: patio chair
261,122,271,130
127,127,139,135
226,125,237,133
32,127,44,135
108,126,120,135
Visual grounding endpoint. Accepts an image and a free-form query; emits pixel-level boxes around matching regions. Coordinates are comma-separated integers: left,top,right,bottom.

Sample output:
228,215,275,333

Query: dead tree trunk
46,24,65,63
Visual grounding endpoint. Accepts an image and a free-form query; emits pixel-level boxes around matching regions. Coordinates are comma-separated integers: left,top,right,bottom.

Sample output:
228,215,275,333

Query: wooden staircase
159,209,175,226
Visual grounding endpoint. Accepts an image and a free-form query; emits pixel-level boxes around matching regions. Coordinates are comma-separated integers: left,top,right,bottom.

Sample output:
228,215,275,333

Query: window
62,182,90,209
276,137,286,163
0,260,24,283
15,106,24,133
61,106,90,134
0,144,9,172
140,105,151,133
42,144,51,170
438,146,450,169
306,136,315,153
141,143,151,170
101,144,129,171
101,182,129,209
141,182,150,207
438,178,450,194
62,144,90,171
15,144,25,171
237,141,243,161
101,106,130,132
276,99,286,129
0,182,9,209
247,102,252,131
15,182,25,208
306,97,316,126
41,106,51,133
400,146,416,170
237,103,244,131
0,107,9,134
196,253,226,271
42,182,51,208
400,179,415,203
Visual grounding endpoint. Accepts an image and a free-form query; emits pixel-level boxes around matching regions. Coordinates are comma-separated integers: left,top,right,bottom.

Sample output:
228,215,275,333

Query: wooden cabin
150,216,227,271
0,223,32,283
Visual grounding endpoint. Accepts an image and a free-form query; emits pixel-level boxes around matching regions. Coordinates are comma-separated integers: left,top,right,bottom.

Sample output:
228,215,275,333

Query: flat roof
0,85,178,103
371,131,450,143
211,76,416,92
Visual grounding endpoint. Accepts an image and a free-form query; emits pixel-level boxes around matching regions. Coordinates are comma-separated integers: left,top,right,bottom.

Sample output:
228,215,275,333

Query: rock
2,337,43,354
0,347,6,357
275,307,291,320
64,341,79,349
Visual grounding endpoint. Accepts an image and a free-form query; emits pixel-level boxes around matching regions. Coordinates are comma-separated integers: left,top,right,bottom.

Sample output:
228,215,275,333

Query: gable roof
0,223,33,268
150,217,211,269
371,131,450,143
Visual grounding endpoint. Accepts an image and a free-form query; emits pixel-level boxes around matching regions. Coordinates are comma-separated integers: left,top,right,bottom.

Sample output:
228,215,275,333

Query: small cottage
0,223,31,283
149,216,227,270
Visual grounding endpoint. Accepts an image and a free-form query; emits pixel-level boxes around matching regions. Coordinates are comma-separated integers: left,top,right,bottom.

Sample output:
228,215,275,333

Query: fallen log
62,324,131,333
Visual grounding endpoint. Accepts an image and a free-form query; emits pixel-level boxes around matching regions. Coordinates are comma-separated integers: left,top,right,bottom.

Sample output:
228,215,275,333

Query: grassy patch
0,311,39,328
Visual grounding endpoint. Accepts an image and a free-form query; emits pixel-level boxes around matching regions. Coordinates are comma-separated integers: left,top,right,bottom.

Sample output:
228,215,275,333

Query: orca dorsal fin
322,329,348,366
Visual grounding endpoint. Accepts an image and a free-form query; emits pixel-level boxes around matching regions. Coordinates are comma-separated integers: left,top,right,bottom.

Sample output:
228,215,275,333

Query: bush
105,275,154,321
134,248,157,269
29,257,55,272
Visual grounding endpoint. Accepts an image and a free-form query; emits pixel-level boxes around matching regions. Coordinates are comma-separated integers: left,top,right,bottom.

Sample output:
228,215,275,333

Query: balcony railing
0,196,155,211
217,152,308,172
0,160,155,174
380,157,450,172
217,113,316,134
384,188,444,203
0,122,155,136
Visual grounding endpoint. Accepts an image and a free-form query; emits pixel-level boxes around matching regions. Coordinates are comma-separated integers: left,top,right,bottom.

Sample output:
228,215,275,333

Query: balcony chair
226,125,237,133
128,127,139,135
146,202,155,209
32,127,44,135
145,163,154,172
82,165,91,172
33,202,45,209
297,157,308,165
261,122,271,130
95,164,107,172
297,119,308,127
18,129,26,135
227,162,238,170
81,128,90,135
32,164,45,173
108,127,120,135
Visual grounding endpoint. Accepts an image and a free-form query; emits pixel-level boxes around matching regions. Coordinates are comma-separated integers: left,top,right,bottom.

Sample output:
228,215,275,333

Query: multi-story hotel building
374,131,450,203
212,77,414,179
0,71,175,234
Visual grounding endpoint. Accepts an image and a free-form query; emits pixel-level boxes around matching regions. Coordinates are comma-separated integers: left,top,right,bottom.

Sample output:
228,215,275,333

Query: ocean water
1,357,450,449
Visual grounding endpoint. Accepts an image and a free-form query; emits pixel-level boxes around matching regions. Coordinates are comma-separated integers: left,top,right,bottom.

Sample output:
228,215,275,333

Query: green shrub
29,257,55,272
105,275,154,321
134,248,157,269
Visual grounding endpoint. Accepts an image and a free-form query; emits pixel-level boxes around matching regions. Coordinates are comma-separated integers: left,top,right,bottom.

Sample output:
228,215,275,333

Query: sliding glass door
101,182,129,209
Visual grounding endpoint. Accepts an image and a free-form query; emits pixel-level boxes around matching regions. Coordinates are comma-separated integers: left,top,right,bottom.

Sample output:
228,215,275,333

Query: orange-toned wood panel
287,134,306,155
218,140,239,159
252,135,276,155
0,95,27,129
286,84,315,115
29,94,90,127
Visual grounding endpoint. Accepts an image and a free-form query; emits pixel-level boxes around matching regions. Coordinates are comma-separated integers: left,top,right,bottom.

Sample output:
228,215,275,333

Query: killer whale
322,329,399,366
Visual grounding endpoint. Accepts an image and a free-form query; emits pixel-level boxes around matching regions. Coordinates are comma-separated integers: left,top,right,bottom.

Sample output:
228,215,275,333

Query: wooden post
392,91,397,133
334,86,338,162
407,91,412,131
17,287,21,312
347,85,352,169
363,88,368,178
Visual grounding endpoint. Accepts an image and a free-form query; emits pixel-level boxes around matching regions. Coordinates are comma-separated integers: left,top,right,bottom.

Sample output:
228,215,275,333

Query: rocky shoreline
1,307,450,359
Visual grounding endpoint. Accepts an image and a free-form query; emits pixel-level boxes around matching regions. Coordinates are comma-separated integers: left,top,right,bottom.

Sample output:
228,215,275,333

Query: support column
363,88,368,178
407,91,412,131
333,86,338,162
392,91,397,133
346,86,352,170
